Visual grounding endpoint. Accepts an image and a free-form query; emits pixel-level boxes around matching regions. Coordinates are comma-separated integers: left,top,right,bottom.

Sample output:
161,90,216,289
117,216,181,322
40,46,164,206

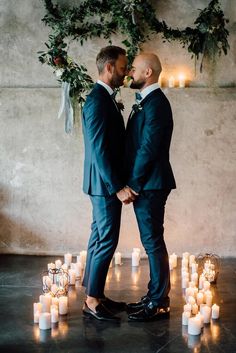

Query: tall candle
178,74,186,88
132,251,140,267
202,305,211,324
182,311,191,325
191,262,198,274
212,304,220,319
39,294,52,313
191,273,198,285
59,296,68,315
64,253,72,266
188,317,201,335
68,269,76,285
169,258,174,270
74,262,82,278
39,312,51,330
182,278,189,289
189,255,195,267
171,253,177,268
115,252,122,265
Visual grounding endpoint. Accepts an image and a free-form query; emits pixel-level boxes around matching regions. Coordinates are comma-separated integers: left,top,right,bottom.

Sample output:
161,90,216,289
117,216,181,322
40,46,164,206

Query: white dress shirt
138,82,160,101
97,80,114,95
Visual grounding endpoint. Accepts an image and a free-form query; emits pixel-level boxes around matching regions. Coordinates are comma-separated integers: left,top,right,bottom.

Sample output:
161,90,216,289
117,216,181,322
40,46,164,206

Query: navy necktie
135,92,142,102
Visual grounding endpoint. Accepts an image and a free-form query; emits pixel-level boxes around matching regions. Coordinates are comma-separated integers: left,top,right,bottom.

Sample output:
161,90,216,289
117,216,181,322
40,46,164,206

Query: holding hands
116,187,139,205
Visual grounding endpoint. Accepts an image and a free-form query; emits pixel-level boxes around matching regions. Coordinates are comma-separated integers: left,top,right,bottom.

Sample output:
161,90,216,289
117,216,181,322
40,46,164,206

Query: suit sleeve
127,102,167,193
83,97,123,195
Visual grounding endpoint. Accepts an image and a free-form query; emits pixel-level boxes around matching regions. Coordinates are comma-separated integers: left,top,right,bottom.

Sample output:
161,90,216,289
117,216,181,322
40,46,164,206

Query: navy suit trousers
133,189,171,307
82,195,122,298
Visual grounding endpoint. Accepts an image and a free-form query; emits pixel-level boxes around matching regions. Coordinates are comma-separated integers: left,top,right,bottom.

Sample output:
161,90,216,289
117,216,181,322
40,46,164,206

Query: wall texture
0,0,235,257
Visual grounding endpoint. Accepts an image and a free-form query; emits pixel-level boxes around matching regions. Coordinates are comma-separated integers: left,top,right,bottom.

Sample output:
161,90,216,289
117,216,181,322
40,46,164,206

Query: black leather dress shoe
82,302,120,322
101,297,127,312
126,295,150,312
128,301,170,322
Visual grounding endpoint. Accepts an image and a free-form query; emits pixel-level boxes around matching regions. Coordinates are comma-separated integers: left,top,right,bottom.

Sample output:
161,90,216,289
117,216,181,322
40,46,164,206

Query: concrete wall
0,0,235,257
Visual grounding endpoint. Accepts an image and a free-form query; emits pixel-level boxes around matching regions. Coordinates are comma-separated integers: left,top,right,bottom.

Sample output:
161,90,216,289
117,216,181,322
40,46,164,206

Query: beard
130,78,146,90
110,73,125,88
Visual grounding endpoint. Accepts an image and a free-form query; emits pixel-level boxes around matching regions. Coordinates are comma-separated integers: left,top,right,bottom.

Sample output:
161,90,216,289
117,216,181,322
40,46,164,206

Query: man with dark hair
81,46,133,321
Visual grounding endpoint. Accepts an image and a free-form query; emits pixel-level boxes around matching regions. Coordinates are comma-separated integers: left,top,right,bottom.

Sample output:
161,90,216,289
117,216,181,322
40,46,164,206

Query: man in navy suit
81,46,134,321
125,53,176,321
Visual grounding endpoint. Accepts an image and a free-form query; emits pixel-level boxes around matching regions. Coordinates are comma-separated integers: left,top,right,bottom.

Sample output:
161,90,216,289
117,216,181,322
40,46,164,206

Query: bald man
125,53,176,321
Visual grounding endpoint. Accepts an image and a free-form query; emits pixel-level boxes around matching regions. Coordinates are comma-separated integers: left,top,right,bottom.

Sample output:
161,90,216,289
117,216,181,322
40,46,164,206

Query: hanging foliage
38,0,229,131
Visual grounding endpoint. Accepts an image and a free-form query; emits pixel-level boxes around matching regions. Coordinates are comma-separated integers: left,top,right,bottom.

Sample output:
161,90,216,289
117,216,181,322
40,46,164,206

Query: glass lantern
196,253,220,284
42,267,69,297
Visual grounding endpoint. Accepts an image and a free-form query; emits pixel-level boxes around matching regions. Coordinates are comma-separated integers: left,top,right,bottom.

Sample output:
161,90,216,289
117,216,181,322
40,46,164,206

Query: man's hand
116,187,138,204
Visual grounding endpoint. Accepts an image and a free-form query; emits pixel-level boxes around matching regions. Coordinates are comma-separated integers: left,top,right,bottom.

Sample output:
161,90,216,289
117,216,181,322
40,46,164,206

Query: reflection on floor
0,255,236,353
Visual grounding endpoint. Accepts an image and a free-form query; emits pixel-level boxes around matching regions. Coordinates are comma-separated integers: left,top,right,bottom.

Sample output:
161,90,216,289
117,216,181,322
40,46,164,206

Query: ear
106,62,114,74
145,67,153,78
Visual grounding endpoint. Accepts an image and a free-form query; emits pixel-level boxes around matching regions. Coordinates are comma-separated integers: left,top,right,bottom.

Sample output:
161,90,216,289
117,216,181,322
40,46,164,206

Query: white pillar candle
33,302,43,314
171,253,177,268
169,258,174,270
168,76,175,88
205,291,213,307
59,296,68,315
39,312,51,330
181,267,189,276
188,296,196,306
196,313,204,328
80,250,87,268
51,308,59,323
74,262,82,278
61,263,68,271
64,253,72,266
199,274,205,289
196,292,204,306
183,252,190,260
178,74,186,88
51,297,59,308
188,317,201,335
133,248,141,260
212,304,220,319
115,252,122,265
34,311,40,323
39,294,52,313
55,259,62,269
202,305,211,324
192,303,198,315
203,280,210,291
182,258,188,268
189,255,195,267
185,287,195,299
182,278,189,289
182,311,191,325
184,303,192,313
132,251,140,267
189,281,195,288
68,269,76,285
191,262,198,274
191,273,198,286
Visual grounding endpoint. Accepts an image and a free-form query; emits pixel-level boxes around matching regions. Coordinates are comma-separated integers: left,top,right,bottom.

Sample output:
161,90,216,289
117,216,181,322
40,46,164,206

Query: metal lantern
42,267,69,297
196,253,220,284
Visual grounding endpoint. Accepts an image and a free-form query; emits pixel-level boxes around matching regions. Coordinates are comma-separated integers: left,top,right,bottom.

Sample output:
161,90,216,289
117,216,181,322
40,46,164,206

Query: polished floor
0,255,236,353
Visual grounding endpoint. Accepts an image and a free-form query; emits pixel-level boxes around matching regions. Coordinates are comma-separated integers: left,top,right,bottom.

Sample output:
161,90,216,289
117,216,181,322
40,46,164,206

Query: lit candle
196,313,204,328
51,308,59,323
203,280,210,291
191,262,198,274
64,253,72,266
178,74,186,88
182,277,189,289
34,311,40,324
68,269,76,285
168,76,175,88
182,258,188,268
39,312,51,330
171,253,177,268
185,287,195,299
212,304,220,319
115,252,122,266
188,317,201,335
199,274,205,289
132,251,140,267
189,255,195,267
79,250,87,269
169,258,174,270
205,291,213,307
188,296,196,306
33,302,42,314
39,294,52,313
59,296,68,315
202,305,211,324
182,311,191,325
133,248,141,260
196,292,204,305
192,303,198,315
74,262,82,278
191,273,198,285
184,303,192,313
47,263,56,270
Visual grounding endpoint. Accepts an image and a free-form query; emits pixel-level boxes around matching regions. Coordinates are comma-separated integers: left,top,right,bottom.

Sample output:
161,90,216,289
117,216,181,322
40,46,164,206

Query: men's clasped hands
116,186,139,205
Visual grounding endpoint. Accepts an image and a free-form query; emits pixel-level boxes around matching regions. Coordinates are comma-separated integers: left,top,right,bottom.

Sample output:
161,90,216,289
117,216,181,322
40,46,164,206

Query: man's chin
130,82,143,90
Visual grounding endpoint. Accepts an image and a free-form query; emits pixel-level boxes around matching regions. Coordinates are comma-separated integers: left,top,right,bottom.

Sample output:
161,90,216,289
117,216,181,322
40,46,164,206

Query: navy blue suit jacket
82,83,125,196
125,88,176,193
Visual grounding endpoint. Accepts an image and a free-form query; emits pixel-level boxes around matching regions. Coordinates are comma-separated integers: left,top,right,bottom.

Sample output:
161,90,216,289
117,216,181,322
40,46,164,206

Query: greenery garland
38,0,229,128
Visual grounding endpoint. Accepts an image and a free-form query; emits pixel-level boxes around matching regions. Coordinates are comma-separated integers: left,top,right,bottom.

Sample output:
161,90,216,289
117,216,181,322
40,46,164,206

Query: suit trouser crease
133,189,171,306
82,195,122,298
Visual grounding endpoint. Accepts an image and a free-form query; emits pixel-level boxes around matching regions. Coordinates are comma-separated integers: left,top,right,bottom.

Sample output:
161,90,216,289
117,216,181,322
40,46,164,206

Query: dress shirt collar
138,82,160,101
97,80,114,96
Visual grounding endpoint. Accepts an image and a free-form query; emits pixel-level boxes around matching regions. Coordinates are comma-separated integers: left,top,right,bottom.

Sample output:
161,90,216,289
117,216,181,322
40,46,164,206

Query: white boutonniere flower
132,103,143,113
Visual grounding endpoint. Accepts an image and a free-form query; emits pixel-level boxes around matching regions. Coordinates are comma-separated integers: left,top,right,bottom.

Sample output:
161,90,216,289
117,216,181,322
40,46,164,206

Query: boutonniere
132,103,143,113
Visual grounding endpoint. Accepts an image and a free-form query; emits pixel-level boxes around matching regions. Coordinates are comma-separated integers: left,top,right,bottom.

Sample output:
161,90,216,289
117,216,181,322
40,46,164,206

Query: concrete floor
0,255,236,353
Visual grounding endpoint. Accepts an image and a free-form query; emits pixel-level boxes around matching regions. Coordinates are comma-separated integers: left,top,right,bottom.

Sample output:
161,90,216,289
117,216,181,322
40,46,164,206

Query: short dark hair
96,46,126,74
